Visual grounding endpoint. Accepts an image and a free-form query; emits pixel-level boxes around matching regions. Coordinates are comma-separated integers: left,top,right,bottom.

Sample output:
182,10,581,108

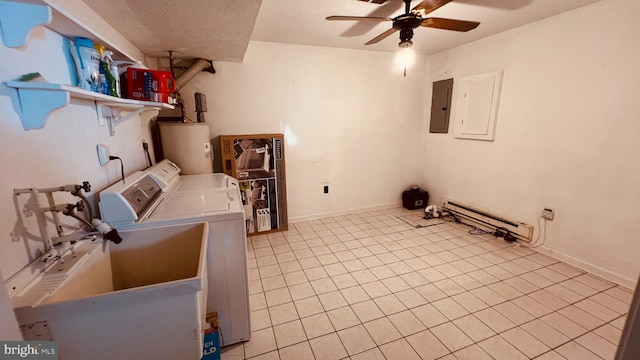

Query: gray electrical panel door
429,78,454,133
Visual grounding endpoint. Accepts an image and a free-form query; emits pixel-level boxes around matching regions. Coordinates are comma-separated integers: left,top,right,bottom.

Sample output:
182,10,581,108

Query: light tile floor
222,208,632,360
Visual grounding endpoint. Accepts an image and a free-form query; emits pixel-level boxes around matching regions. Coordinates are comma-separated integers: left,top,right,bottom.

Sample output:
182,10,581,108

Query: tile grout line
242,209,629,360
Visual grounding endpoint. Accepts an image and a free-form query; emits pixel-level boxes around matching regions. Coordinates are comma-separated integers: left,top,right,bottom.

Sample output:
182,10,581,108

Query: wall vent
442,199,533,242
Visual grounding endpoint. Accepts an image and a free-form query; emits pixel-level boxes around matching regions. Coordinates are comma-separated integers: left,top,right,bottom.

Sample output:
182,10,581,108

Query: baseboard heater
442,199,533,242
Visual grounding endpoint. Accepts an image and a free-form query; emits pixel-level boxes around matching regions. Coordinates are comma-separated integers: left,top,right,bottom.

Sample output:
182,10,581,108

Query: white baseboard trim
537,246,636,290
289,202,402,223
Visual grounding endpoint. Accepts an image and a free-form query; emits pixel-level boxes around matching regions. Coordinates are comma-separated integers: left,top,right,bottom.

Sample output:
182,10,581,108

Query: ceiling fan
326,0,480,48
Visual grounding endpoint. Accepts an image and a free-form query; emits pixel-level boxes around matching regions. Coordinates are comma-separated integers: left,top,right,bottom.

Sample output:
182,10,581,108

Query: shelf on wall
0,1,52,47
1,0,155,135
0,0,142,61
6,81,174,136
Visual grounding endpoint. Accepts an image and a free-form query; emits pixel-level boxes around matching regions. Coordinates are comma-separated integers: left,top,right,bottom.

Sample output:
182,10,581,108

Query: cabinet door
429,78,454,133
454,70,503,141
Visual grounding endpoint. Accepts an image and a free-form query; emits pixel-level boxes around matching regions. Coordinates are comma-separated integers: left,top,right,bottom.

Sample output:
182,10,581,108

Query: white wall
180,42,427,221
1,0,635,313
421,0,640,287
0,18,428,336
0,276,21,339
0,29,156,282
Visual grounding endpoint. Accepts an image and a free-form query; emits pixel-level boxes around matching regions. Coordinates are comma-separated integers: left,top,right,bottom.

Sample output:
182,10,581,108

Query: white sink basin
12,222,208,360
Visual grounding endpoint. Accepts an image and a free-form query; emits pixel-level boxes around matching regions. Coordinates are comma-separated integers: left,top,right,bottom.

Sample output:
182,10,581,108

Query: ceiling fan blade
339,0,403,38
357,0,390,3
412,0,452,16
365,28,399,45
326,16,391,22
421,17,480,32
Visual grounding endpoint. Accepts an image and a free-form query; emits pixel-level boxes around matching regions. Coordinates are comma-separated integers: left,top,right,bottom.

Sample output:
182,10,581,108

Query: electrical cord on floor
395,214,444,229
109,156,125,184
469,227,494,236
439,210,456,222
440,210,493,236
440,211,466,226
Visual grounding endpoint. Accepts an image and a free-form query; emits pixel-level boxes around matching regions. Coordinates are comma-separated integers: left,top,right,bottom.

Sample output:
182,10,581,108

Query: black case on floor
402,187,429,210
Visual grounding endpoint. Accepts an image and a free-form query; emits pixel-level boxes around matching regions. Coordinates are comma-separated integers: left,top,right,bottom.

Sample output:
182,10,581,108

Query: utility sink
12,222,209,360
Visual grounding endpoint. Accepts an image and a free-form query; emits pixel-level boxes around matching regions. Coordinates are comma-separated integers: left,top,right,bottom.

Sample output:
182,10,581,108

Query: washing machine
98,160,251,346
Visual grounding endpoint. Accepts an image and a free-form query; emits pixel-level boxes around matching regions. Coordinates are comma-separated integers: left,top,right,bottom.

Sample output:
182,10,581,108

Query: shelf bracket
95,103,110,127
7,81,172,134
0,1,52,47
15,88,70,130
99,104,160,136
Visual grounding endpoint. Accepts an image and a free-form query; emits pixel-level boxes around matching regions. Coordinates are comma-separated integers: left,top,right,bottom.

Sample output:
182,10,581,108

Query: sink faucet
91,218,122,244
14,181,122,264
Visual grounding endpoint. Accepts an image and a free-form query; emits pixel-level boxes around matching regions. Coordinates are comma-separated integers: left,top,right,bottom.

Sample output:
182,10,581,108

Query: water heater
158,122,213,174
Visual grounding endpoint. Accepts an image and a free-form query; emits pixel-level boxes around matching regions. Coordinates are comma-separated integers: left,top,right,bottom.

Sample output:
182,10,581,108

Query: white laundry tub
12,222,208,360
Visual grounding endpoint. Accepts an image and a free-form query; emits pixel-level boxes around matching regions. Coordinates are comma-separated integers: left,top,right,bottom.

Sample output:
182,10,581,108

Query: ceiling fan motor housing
393,14,424,30
394,14,422,47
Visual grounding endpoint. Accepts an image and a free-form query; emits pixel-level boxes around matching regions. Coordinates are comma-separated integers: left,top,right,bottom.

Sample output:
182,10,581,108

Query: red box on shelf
122,68,175,103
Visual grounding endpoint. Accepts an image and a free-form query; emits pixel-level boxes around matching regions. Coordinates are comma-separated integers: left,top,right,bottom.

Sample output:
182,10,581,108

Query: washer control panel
99,160,181,225
148,160,181,190
121,176,161,216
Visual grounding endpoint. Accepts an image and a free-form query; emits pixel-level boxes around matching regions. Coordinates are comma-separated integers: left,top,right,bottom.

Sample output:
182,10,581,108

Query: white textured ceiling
81,0,262,62
82,0,602,62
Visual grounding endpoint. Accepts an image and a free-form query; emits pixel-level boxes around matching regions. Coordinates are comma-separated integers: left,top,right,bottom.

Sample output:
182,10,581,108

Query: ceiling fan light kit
399,29,414,48
326,0,480,48
395,47,415,69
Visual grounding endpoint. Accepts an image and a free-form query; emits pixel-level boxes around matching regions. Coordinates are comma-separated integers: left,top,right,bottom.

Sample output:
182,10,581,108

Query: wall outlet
542,208,554,220
97,144,110,166
323,185,329,194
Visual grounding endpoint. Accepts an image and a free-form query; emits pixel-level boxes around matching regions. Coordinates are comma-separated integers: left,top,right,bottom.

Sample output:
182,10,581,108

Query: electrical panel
429,78,453,133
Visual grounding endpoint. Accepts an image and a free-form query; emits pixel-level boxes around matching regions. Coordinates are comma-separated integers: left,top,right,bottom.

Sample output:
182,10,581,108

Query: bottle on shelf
94,44,118,97
70,37,101,93
104,50,120,97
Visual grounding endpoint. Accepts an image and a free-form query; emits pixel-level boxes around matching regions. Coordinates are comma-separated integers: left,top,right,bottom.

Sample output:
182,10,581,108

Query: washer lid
174,173,236,192
148,190,230,219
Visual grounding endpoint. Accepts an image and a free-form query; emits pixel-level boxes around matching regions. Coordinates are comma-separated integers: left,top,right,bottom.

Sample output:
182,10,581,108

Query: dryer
98,160,250,346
